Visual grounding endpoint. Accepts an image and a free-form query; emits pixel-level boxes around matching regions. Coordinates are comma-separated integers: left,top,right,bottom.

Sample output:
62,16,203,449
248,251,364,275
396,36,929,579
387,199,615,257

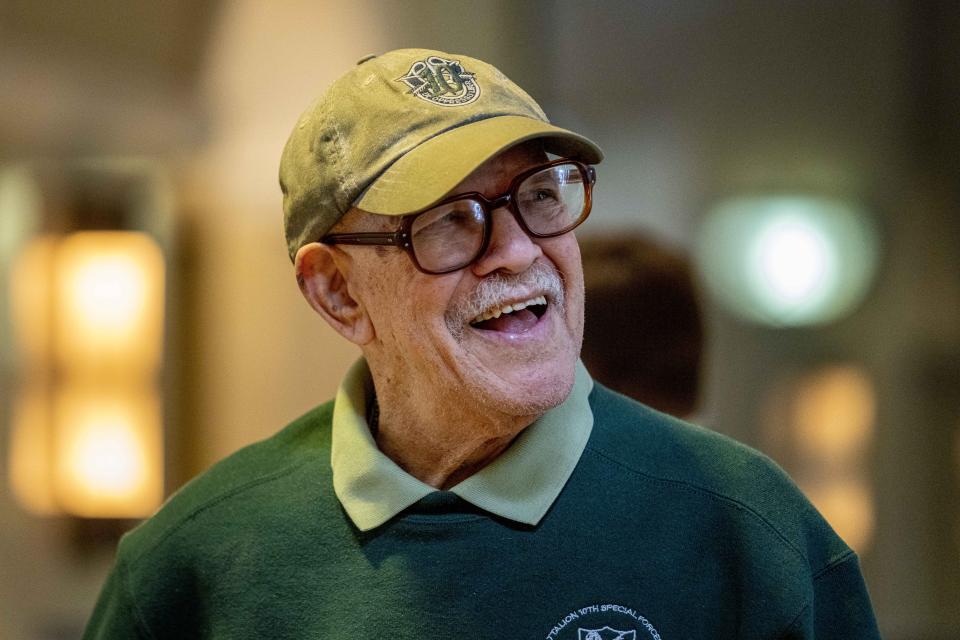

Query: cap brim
355,115,603,216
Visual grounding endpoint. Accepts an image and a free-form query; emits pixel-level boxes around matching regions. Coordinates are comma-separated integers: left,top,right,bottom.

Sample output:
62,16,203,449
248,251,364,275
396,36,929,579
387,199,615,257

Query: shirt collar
331,357,594,531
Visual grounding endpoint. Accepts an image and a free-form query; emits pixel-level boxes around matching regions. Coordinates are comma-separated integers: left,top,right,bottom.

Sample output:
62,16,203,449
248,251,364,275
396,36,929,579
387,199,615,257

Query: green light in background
696,196,880,327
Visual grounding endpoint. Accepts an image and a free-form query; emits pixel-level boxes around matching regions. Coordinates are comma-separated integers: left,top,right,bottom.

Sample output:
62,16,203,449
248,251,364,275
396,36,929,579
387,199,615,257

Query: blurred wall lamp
3,164,169,519
695,195,881,327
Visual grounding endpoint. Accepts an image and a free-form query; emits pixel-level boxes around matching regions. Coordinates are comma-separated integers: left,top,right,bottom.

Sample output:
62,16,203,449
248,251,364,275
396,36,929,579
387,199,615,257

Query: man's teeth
470,295,547,324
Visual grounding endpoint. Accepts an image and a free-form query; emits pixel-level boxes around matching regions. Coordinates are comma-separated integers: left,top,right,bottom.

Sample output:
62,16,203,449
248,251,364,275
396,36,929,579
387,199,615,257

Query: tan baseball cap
279,48,603,261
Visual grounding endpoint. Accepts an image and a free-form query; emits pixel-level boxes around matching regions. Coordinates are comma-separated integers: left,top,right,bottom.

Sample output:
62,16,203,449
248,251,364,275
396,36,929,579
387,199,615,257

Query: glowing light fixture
8,230,165,518
801,476,874,554
55,232,164,374
762,364,877,553
791,366,875,465
696,196,880,326
54,385,163,518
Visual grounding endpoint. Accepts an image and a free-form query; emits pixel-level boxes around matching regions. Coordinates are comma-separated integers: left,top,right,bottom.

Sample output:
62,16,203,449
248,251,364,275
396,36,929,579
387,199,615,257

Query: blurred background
0,1,958,638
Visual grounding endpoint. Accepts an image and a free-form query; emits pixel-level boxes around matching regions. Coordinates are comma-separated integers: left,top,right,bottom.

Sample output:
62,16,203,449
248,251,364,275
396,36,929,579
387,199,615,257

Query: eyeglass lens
409,163,588,273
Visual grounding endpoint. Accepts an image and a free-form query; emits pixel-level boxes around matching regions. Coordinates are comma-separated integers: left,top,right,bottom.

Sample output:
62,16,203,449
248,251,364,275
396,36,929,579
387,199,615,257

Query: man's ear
294,242,374,346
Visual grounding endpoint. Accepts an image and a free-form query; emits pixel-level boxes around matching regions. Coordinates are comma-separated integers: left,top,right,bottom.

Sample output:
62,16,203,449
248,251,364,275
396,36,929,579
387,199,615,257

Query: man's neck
369,376,536,490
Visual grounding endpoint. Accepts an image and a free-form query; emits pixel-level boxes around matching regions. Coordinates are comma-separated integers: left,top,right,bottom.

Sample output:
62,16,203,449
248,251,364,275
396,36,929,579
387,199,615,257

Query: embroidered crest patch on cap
397,55,481,106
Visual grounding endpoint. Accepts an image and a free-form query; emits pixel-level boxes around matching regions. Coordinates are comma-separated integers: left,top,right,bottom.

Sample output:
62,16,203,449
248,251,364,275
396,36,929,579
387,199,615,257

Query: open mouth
468,295,548,333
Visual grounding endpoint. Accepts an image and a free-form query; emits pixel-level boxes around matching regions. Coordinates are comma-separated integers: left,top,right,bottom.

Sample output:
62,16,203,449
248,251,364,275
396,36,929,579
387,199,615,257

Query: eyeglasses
321,159,597,274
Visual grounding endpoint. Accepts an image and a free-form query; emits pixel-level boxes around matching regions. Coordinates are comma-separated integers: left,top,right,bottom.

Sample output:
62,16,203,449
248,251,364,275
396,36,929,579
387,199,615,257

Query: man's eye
521,188,559,206
431,210,473,229
446,210,471,223
414,206,481,238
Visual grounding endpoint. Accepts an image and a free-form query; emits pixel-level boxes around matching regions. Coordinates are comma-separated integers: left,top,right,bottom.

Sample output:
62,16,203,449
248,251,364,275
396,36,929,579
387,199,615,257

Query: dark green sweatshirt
84,384,880,639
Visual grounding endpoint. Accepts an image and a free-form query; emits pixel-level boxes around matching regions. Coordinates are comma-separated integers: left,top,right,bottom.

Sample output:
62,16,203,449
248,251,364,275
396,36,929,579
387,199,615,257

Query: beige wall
179,0,390,468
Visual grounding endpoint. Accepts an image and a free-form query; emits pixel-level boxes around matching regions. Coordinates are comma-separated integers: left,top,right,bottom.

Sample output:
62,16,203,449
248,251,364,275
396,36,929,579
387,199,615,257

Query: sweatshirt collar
331,357,593,531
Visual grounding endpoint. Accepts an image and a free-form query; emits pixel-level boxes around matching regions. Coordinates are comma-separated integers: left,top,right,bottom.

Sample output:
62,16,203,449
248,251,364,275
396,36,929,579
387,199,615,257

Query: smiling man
296,140,588,491
84,49,879,639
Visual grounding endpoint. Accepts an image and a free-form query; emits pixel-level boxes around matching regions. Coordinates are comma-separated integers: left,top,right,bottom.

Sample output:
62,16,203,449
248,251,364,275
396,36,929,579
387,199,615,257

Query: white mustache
445,262,565,340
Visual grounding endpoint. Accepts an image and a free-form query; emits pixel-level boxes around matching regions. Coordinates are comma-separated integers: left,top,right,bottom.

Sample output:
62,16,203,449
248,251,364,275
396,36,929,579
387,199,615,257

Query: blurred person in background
84,48,879,639
580,235,704,421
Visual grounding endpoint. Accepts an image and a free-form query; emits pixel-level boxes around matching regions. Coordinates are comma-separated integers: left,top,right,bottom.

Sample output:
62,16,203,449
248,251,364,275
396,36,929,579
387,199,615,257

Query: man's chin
468,359,577,418
445,305,581,417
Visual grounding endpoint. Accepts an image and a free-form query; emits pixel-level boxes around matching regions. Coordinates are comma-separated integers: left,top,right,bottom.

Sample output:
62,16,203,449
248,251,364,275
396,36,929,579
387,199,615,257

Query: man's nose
470,206,543,277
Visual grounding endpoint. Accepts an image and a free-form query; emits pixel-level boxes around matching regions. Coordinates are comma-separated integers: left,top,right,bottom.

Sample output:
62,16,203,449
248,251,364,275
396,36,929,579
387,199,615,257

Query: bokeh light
8,231,166,519
55,232,165,374
762,364,877,554
792,366,875,465
54,386,163,519
697,196,880,326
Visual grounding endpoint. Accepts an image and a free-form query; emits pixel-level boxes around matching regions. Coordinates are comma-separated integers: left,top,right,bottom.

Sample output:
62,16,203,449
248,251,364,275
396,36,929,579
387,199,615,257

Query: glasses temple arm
321,231,405,246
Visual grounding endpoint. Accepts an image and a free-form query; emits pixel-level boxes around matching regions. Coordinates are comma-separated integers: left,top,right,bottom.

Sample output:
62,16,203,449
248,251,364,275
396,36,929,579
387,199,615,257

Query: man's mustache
445,261,565,339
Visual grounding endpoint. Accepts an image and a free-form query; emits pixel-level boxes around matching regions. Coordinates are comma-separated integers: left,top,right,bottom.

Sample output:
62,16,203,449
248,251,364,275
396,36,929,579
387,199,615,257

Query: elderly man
85,49,879,639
